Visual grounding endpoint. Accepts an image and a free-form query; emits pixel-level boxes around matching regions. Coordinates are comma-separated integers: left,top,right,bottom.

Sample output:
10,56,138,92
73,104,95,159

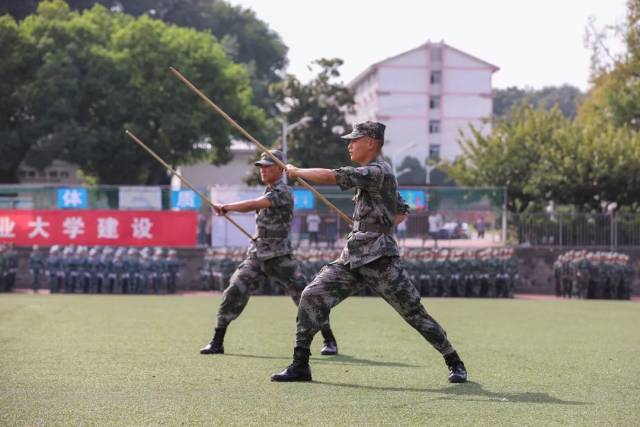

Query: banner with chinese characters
0,210,197,247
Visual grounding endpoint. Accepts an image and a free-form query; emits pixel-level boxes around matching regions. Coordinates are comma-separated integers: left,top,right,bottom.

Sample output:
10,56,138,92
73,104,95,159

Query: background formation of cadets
553,250,633,299
200,247,520,298
22,245,181,294
1,244,633,299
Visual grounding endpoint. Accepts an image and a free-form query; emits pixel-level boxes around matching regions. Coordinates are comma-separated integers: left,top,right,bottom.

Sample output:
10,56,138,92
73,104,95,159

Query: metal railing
509,213,640,249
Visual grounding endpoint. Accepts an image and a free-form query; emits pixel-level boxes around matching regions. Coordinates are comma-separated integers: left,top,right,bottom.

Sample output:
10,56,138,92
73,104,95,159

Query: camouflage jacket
333,154,410,269
247,180,294,261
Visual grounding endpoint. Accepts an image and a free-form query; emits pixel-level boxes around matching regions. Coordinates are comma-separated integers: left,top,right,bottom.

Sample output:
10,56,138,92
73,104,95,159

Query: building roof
348,40,500,88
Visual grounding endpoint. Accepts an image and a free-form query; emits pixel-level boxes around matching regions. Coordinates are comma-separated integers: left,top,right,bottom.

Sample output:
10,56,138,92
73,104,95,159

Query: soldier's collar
266,178,283,189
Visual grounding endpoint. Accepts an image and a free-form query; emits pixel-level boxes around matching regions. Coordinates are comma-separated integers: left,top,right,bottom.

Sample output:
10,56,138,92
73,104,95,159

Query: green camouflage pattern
217,254,315,328
248,180,294,261
333,154,409,269
295,256,454,355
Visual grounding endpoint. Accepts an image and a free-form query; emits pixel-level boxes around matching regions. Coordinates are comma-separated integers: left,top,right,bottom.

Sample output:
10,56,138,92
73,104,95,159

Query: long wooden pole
125,130,255,241
169,67,354,227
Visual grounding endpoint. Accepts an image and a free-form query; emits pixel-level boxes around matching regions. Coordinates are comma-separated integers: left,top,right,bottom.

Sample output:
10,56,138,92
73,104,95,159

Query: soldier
200,150,339,356
102,247,116,294
150,248,164,294
29,245,45,293
111,248,126,294
46,245,63,293
138,248,151,294
272,121,467,383
0,244,7,292
552,253,563,297
4,243,18,292
164,250,179,294
200,248,214,290
86,247,100,293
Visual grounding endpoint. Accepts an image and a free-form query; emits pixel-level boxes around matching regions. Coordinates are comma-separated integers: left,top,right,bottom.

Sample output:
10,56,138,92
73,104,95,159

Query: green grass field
1,294,638,426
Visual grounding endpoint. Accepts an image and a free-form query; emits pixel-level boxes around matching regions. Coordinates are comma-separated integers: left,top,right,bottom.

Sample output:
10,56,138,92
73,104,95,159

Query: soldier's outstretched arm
285,165,337,185
214,196,272,215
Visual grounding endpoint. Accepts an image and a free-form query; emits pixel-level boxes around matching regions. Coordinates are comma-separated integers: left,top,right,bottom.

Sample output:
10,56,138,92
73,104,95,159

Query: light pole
281,116,312,183
390,142,419,176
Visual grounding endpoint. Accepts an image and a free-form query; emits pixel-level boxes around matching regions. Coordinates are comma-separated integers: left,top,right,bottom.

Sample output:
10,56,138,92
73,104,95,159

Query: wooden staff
169,67,354,227
125,130,255,241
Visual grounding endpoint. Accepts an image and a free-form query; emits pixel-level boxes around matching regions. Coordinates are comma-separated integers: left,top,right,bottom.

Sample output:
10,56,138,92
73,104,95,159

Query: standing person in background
29,245,45,293
429,212,443,246
273,121,467,383
306,212,321,248
475,216,486,239
199,150,339,357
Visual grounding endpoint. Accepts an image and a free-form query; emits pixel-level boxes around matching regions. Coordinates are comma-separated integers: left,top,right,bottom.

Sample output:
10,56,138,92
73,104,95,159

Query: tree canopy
0,0,288,114
0,0,265,184
493,85,584,119
267,58,355,170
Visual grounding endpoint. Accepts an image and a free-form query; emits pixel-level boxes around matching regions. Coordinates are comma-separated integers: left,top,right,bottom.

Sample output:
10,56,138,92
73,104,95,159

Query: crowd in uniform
27,245,182,294
552,250,633,299
0,243,19,292
200,246,518,298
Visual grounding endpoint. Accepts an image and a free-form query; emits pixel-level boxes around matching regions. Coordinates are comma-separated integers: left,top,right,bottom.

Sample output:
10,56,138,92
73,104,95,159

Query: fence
509,213,640,249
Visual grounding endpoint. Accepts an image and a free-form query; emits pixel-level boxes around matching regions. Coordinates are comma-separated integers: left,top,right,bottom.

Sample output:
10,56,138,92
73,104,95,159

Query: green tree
579,0,640,130
1,0,288,115
447,106,569,212
494,85,583,119
1,0,264,184
0,15,38,182
267,58,355,170
395,156,426,186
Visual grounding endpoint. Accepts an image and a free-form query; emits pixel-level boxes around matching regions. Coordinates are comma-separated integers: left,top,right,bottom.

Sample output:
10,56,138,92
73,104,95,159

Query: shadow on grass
225,352,419,368
313,380,590,405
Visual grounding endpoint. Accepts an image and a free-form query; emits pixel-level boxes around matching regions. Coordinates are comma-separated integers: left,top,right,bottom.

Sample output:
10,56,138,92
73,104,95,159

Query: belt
352,220,394,235
256,229,289,238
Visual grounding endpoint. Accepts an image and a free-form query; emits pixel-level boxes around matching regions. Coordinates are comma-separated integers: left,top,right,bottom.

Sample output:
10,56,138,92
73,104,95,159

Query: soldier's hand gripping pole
169,67,354,227
125,130,255,241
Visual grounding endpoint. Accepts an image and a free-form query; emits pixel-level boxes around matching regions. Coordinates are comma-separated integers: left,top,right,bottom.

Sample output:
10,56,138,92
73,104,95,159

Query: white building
348,41,498,181
179,140,257,188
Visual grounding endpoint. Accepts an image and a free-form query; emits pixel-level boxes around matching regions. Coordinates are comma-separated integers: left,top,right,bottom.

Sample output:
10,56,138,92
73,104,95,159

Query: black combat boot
320,325,339,356
270,347,312,382
444,351,468,383
200,327,226,354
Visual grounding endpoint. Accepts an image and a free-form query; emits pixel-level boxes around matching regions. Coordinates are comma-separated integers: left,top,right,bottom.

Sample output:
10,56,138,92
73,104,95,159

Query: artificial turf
0,293,638,426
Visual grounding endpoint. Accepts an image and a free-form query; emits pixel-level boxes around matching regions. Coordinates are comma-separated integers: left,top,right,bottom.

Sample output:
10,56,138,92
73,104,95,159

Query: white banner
119,186,162,210
210,186,261,247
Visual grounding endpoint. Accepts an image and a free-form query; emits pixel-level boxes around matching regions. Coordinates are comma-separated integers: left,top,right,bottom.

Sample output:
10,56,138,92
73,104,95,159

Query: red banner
0,210,197,247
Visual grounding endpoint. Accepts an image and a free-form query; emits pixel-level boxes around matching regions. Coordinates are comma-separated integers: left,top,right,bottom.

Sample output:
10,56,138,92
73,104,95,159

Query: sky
228,0,628,91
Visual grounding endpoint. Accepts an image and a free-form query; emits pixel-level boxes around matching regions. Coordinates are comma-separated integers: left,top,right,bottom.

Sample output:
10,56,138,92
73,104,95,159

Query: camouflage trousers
296,256,454,355
217,254,329,329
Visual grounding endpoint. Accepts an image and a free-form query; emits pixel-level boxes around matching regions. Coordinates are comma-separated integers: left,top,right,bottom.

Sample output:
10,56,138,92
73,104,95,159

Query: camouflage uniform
29,246,45,292
216,180,324,328
294,154,455,357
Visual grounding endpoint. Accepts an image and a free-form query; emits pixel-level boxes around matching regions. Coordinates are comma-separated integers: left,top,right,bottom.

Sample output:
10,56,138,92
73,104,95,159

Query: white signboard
119,186,162,210
209,186,261,247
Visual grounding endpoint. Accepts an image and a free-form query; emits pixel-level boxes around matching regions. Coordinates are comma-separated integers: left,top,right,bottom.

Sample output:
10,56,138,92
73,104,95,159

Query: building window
429,144,441,160
28,171,36,177
429,120,441,134
430,71,441,85
49,171,58,178
60,171,69,178
429,96,441,109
